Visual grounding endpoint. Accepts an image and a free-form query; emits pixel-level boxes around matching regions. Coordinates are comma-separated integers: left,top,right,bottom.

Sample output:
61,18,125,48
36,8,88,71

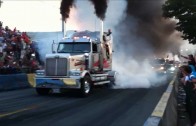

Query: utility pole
0,0,3,8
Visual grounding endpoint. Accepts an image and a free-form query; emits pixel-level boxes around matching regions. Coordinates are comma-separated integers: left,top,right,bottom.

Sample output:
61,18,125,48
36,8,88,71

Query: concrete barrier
144,75,178,126
0,73,35,91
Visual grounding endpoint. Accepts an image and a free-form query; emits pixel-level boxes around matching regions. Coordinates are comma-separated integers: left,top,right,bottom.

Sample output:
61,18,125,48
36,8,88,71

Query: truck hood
46,53,85,58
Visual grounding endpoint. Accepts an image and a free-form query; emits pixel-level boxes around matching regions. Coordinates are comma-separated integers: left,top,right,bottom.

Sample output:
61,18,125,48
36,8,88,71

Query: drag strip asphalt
0,77,171,126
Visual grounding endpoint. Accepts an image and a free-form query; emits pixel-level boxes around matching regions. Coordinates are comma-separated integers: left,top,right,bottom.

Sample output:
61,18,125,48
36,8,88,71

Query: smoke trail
113,52,167,88
60,0,75,22
120,0,183,59
60,0,108,21
60,0,183,59
89,0,108,20
66,0,126,31
112,16,167,89
27,32,63,62
111,0,185,88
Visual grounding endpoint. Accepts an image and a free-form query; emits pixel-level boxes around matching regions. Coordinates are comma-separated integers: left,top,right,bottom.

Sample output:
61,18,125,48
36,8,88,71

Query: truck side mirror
97,42,101,44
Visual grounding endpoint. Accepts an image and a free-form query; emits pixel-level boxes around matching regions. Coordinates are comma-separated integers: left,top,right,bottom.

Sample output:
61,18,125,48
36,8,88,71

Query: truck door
92,43,99,71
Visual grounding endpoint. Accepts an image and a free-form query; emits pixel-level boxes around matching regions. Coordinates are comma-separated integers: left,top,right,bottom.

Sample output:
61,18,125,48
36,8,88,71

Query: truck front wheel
80,76,92,97
36,88,50,95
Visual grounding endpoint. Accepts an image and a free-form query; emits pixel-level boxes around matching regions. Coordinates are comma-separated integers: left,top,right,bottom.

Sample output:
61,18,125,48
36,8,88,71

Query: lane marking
0,106,38,118
151,75,177,117
151,92,170,117
0,101,49,118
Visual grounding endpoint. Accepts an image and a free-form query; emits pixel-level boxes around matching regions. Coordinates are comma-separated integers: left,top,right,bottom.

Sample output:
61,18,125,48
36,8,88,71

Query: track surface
0,77,171,126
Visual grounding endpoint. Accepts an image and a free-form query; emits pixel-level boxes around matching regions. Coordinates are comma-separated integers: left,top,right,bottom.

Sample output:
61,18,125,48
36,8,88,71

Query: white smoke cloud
112,51,167,89
104,0,127,30
66,0,98,31
28,32,63,62
111,14,167,88
180,40,196,55
66,0,127,31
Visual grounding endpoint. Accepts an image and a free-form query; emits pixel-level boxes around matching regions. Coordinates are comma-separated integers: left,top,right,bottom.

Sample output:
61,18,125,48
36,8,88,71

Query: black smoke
115,0,182,60
59,0,182,59
89,0,108,20
60,0,75,22
60,0,108,21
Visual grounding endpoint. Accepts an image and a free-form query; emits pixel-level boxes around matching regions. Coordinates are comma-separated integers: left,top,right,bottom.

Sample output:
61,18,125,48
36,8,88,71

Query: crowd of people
0,21,41,74
179,54,196,126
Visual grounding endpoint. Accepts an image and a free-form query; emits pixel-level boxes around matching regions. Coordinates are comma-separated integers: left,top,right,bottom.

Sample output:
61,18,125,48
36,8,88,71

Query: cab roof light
82,36,90,39
73,37,79,40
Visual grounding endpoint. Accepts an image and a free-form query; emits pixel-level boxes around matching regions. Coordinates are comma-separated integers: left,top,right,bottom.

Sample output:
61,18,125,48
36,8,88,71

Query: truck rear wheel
80,76,92,97
36,88,50,95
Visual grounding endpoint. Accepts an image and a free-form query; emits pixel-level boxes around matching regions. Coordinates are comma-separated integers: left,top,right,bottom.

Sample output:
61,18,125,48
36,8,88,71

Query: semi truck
35,24,117,97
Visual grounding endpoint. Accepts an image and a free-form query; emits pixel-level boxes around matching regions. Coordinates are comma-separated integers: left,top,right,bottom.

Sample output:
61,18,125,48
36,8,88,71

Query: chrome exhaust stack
99,20,104,71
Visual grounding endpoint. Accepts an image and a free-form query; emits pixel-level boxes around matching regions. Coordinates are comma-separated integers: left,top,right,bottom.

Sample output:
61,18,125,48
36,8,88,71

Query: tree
162,0,196,44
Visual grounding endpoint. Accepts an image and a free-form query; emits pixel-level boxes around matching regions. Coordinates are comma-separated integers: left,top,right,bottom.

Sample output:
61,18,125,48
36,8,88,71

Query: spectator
180,65,196,126
0,21,3,28
190,79,196,126
181,54,196,76
0,52,6,67
0,21,41,74
0,42,3,52
180,65,193,84
181,54,196,67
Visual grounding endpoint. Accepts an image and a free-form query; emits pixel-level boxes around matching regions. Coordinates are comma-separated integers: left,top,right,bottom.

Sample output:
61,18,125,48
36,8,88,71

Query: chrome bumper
35,77,81,89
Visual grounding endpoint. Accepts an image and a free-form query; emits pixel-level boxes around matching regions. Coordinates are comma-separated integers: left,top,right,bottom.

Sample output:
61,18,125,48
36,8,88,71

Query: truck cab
35,30,116,97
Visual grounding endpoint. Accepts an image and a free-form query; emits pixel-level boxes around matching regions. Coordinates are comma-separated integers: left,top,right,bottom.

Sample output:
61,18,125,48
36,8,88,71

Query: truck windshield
57,43,91,53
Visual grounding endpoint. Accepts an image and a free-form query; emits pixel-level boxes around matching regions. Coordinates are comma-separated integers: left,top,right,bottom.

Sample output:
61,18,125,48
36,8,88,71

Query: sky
0,0,112,32
0,0,126,32
0,0,63,31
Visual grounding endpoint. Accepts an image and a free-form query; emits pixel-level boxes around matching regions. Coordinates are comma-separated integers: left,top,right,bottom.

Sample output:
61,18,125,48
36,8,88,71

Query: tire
106,78,115,88
107,71,117,88
80,75,92,97
36,88,50,95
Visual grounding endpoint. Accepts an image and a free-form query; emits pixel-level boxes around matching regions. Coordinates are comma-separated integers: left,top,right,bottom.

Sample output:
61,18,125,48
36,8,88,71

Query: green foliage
162,0,196,44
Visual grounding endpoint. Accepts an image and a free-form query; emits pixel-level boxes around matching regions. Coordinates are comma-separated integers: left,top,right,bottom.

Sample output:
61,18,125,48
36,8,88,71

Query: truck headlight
84,53,89,57
36,70,44,76
169,67,175,71
69,71,81,76
31,53,35,57
160,66,164,70
84,53,89,60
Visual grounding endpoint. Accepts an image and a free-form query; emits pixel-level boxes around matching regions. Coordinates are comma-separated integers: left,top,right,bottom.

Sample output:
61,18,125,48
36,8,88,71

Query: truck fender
81,70,91,79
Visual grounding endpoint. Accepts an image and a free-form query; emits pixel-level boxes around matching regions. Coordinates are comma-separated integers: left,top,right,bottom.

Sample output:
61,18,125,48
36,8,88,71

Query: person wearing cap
0,52,6,67
181,65,196,126
181,54,196,66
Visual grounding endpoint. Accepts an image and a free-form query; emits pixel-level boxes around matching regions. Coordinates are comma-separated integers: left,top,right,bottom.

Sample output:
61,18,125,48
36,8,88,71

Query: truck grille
45,58,68,76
